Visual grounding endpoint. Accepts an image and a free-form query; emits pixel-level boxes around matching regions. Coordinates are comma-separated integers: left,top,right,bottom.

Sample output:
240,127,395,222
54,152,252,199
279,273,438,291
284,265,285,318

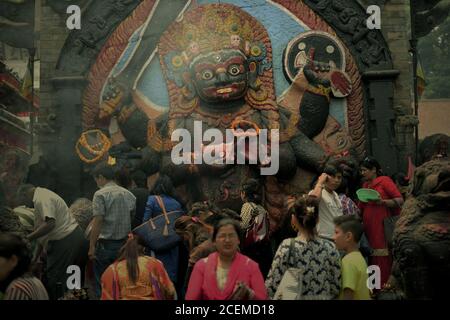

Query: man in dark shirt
129,170,150,229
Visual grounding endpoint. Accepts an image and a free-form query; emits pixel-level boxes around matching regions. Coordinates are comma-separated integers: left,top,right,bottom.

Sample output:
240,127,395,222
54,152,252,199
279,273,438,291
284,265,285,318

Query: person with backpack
140,175,185,294
265,195,341,299
239,179,272,279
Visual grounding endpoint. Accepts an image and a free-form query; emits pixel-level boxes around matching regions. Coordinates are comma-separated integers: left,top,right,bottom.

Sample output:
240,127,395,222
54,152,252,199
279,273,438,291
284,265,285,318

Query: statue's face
322,123,352,154
190,50,248,104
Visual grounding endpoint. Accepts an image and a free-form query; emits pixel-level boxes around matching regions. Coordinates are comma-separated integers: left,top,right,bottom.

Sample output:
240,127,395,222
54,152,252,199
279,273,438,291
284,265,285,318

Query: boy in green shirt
333,215,371,300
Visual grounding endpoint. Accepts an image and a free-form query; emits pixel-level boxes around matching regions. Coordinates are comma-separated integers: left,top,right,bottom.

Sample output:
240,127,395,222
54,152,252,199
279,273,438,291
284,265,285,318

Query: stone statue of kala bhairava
78,3,358,233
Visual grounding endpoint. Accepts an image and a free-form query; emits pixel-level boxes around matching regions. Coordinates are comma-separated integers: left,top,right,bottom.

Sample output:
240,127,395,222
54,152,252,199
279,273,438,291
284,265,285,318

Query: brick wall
39,1,69,123
37,1,70,158
382,0,415,168
382,0,413,110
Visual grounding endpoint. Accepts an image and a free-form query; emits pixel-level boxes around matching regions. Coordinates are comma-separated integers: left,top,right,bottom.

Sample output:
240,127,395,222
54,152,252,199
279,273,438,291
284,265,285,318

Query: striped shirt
4,276,49,300
338,194,361,216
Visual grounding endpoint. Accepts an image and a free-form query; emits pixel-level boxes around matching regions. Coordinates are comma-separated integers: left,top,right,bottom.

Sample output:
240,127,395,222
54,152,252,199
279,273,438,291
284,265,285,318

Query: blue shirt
143,195,182,222
142,194,183,283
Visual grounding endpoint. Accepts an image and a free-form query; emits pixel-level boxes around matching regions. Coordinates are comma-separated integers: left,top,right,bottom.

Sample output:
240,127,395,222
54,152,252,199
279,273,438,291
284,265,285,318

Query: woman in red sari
185,219,268,300
359,157,404,287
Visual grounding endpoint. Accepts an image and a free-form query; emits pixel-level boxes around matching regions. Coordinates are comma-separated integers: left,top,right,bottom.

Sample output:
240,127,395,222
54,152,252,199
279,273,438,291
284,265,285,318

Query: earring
291,222,298,232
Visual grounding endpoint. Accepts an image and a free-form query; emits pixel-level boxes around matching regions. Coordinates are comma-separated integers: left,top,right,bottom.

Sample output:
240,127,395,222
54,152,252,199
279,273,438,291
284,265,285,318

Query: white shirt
33,187,78,241
310,188,343,240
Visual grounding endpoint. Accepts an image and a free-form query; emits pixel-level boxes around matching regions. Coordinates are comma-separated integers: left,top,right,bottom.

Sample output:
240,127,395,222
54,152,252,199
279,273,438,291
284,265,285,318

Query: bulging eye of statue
228,64,241,76
201,69,214,80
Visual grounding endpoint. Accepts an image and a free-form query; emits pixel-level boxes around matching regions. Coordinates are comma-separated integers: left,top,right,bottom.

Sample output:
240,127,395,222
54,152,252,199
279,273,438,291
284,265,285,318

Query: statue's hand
291,70,305,88
99,78,127,119
330,70,352,97
201,142,234,166
324,152,358,178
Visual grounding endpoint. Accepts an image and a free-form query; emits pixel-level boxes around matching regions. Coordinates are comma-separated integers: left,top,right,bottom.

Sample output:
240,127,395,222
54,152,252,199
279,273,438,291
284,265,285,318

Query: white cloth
216,266,229,291
33,187,78,241
309,188,343,240
13,206,35,232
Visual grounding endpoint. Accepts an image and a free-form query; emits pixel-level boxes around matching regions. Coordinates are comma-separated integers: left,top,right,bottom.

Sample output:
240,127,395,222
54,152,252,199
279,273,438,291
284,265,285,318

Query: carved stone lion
387,159,450,299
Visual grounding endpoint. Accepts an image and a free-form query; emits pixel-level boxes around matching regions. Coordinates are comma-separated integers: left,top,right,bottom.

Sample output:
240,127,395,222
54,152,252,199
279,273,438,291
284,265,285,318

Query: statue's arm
289,131,328,172
303,63,331,87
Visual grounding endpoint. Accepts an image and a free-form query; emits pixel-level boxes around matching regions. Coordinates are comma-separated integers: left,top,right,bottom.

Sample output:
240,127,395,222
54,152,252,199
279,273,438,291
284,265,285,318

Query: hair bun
303,214,317,230
292,195,319,233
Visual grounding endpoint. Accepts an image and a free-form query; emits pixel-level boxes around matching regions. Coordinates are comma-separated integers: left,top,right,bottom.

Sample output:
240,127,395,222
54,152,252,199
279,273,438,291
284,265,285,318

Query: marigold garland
76,129,112,164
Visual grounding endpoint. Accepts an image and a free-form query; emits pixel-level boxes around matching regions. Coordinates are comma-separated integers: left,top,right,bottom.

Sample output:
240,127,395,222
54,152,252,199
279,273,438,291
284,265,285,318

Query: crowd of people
0,156,406,301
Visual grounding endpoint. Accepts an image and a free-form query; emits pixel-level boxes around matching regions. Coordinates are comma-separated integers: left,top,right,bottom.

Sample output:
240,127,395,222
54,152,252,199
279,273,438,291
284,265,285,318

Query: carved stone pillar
362,70,400,175
49,76,86,204
394,105,419,169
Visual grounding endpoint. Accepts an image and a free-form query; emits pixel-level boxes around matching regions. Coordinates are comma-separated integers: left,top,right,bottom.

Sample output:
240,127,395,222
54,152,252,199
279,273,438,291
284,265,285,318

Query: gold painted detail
372,249,389,257
306,84,331,101
117,104,137,124
99,88,125,119
147,119,173,152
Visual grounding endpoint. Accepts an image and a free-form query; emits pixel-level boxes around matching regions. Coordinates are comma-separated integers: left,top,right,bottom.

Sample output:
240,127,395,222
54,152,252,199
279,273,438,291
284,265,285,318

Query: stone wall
382,0,416,170
39,1,69,125
38,0,142,203
37,1,81,202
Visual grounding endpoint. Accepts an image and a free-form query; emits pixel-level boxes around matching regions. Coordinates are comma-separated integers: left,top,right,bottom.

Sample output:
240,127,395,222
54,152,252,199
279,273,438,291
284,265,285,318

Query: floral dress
265,237,341,299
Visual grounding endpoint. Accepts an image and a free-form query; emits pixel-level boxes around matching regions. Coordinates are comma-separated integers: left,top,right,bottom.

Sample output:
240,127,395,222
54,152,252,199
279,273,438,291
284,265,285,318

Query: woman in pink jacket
185,219,268,300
